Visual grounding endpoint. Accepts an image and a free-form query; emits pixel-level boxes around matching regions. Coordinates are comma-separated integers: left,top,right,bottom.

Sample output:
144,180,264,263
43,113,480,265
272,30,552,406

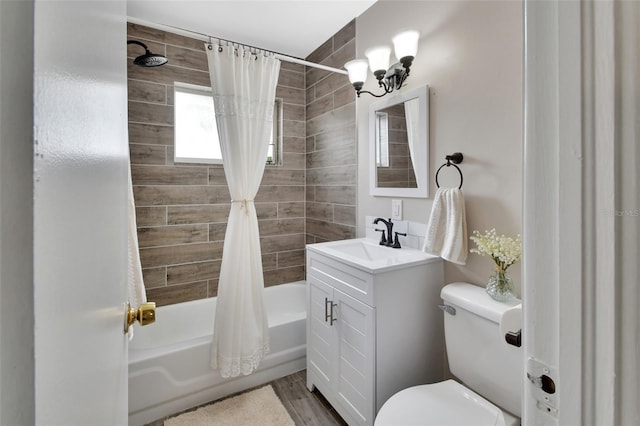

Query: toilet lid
375,380,515,426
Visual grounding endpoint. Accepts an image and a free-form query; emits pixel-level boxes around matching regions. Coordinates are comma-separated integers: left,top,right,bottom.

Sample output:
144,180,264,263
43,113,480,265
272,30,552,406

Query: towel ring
435,152,464,189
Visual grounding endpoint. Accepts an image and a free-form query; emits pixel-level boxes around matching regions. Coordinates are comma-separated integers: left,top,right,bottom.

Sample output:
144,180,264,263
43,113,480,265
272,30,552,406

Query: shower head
127,40,168,67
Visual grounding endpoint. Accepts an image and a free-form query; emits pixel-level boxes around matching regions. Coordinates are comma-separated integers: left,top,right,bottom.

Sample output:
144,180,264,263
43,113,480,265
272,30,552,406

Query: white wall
356,1,523,292
0,1,35,424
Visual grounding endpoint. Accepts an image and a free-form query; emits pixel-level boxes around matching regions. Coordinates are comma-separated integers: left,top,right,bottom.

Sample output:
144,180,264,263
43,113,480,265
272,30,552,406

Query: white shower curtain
127,165,147,339
206,44,281,378
404,98,420,176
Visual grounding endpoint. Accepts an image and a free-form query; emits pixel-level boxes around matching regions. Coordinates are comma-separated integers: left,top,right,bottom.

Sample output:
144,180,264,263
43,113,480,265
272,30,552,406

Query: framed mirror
369,85,429,198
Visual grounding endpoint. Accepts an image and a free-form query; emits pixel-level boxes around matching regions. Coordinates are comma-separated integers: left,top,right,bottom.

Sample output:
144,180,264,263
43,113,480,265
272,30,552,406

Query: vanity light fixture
344,30,419,98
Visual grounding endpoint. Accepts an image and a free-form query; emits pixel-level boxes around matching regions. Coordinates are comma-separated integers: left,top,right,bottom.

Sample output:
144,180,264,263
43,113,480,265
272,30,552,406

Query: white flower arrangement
469,228,521,273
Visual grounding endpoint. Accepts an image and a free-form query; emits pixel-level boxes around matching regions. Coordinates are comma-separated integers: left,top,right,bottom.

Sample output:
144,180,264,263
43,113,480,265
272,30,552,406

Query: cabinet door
334,288,376,425
307,277,335,391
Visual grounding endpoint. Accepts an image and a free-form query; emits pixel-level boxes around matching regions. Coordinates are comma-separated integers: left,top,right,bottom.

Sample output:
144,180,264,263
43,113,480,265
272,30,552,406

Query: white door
523,1,638,425
33,1,130,424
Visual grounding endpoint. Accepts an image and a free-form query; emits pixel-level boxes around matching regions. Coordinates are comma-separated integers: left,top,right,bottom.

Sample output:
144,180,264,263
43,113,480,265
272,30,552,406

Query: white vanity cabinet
306,239,445,426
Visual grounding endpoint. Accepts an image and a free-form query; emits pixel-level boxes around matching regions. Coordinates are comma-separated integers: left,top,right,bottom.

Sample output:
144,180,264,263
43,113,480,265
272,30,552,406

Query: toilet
375,282,523,426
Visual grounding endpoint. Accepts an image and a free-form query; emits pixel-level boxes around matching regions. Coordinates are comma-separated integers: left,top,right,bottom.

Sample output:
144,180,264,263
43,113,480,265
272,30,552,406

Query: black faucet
374,217,407,249
392,232,407,248
373,218,394,247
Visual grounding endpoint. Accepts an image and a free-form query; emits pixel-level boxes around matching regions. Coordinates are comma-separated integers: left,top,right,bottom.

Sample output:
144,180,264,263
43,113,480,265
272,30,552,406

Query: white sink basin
328,239,405,261
306,238,439,273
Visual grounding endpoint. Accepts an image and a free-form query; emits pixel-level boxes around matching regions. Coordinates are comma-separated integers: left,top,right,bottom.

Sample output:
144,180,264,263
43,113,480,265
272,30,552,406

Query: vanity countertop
306,237,440,274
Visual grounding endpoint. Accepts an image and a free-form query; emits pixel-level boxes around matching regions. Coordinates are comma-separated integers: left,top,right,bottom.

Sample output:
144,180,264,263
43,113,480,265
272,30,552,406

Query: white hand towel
422,187,468,265
127,167,147,339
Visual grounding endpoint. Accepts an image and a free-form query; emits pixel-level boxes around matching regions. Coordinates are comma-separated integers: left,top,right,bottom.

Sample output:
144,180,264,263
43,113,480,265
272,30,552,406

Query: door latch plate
527,357,558,417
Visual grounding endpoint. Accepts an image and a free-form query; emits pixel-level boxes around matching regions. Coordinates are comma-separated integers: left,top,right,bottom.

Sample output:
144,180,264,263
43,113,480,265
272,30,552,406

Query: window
375,111,389,167
174,82,282,165
267,97,283,165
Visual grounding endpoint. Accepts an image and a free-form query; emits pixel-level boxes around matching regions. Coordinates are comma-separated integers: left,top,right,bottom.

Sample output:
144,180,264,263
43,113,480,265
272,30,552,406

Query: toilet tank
441,282,523,418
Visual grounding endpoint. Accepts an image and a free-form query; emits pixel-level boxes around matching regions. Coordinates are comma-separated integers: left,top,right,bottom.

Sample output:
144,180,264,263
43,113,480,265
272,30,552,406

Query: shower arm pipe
126,17,348,75
127,40,148,50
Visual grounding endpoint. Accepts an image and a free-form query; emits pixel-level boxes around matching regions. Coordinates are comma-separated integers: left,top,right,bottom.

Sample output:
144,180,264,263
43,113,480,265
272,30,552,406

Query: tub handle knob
124,302,156,333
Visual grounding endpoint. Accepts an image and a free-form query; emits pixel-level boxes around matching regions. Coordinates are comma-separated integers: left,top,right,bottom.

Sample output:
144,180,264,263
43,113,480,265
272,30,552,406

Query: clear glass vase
486,269,515,302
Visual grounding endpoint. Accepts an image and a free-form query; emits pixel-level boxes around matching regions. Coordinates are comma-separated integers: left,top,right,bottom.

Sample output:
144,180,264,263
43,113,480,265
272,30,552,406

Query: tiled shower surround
127,22,356,306
305,21,357,243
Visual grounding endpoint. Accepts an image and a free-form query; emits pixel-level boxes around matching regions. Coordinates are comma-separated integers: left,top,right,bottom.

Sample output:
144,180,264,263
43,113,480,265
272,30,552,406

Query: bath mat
164,385,295,426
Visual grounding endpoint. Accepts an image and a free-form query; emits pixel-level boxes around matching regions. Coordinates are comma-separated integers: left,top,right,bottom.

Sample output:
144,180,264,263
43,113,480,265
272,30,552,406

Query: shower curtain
206,44,281,378
128,165,147,338
404,98,419,178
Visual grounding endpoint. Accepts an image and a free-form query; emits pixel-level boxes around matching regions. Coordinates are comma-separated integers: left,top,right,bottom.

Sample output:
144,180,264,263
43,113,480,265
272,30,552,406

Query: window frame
173,82,282,166
375,111,390,168
268,98,283,166
173,82,221,165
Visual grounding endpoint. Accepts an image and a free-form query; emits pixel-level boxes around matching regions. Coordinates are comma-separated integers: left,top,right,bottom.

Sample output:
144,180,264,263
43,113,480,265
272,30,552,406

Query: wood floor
272,370,347,426
146,369,347,426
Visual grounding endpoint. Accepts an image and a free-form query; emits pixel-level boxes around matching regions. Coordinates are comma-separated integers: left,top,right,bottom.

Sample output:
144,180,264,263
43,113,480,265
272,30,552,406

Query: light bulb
392,30,419,62
365,46,391,77
344,59,369,85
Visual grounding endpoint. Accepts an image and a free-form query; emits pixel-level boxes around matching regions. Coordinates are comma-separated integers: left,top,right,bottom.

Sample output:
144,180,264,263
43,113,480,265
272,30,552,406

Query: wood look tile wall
128,23,306,306
305,20,357,243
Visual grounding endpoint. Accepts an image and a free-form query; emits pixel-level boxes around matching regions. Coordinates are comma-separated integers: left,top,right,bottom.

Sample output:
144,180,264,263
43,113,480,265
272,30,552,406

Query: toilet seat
375,380,519,426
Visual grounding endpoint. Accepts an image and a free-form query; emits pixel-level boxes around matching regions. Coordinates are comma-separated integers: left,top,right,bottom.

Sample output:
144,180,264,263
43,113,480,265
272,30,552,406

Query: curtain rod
127,17,348,75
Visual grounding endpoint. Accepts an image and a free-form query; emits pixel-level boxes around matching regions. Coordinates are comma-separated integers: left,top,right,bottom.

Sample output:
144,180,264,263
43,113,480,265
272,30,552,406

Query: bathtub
128,281,307,426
